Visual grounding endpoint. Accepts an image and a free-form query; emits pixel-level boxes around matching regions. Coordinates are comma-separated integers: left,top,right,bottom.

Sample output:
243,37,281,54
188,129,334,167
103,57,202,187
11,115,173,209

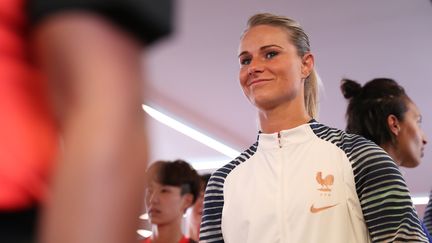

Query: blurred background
141,0,432,216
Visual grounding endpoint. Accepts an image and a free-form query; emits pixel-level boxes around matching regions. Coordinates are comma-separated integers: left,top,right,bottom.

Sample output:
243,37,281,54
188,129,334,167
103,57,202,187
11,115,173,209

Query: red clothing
142,235,192,243
0,0,58,209
1,0,172,212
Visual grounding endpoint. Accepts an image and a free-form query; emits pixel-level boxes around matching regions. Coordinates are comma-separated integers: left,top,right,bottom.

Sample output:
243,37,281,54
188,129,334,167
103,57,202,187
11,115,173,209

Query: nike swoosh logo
310,203,338,213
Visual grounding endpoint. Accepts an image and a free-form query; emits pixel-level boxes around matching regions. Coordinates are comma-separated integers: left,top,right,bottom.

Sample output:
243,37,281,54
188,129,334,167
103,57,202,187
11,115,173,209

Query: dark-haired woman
341,78,427,168
341,78,430,240
143,160,200,243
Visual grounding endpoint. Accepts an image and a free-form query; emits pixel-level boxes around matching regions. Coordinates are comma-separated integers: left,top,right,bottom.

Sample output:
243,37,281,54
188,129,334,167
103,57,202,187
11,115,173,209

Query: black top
27,0,173,45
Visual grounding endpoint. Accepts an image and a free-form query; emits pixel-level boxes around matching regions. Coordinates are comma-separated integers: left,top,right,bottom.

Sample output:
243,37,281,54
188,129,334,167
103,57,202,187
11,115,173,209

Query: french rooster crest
316,171,334,192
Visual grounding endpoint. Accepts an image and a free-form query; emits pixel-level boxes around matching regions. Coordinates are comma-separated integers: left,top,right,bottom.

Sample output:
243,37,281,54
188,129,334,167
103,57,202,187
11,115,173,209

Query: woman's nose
247,60,264,76
147,191,159,203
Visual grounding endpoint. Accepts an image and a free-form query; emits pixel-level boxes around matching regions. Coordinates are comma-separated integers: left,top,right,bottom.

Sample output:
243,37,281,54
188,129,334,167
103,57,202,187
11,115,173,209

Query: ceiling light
142,104,240,158
412,196,429,205
137,229,152,238
188,157,231,171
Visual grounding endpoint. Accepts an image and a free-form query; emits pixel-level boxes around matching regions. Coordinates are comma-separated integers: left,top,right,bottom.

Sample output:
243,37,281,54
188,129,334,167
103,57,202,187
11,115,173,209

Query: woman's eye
265,51,278,59
240,58,251,65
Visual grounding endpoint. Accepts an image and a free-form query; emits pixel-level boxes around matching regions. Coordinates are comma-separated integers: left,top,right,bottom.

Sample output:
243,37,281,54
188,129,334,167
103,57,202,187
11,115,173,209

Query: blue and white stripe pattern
199,143,258,242
310,122,427,242
423,191,432,236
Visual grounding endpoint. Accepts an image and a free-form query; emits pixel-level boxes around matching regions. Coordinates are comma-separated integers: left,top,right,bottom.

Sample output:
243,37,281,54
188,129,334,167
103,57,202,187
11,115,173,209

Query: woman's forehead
148,180,178,189
406,100,421,117
239,25,291,52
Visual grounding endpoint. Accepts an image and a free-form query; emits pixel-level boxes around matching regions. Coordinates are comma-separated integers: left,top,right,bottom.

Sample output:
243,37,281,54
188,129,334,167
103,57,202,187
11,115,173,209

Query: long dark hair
341,78,410,146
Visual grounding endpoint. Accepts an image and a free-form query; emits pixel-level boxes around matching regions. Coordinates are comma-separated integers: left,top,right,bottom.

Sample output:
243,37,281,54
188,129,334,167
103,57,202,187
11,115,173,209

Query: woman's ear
387,114,401,136
301,53,314,79
181,193,194,212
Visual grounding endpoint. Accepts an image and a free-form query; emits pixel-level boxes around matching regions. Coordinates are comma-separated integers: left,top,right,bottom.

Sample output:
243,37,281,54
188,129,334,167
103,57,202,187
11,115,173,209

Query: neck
258,103,311,133
151,219,183,243
381,143,402,166
188,222,199,242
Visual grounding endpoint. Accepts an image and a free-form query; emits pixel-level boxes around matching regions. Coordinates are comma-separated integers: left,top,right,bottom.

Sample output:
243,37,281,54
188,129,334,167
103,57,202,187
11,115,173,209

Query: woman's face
238,25,312,111
396,101,428,168
145,181,191,226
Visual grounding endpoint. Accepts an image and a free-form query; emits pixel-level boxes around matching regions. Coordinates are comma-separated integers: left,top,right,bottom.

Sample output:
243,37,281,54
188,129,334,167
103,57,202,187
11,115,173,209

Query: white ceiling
144,0,432,196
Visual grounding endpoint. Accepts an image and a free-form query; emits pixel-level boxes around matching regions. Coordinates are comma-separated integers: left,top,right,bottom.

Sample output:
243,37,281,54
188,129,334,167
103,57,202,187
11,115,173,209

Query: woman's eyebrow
238,44,284,58
260,44,283,50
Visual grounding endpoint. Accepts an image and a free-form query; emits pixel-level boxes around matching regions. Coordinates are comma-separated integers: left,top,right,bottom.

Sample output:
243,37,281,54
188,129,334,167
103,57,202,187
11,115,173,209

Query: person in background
340,77,430,240
341,78,427,168
200,13,428,242
143,160,200,243
188,173,211,242
424,192,432,236
0,1,172,243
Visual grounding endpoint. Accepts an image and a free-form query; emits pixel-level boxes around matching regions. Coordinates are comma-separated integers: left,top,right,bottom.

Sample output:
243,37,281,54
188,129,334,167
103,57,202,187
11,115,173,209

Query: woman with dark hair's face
341,78,428,168
142,160,200,242
386,100,428,168
145,180,193,226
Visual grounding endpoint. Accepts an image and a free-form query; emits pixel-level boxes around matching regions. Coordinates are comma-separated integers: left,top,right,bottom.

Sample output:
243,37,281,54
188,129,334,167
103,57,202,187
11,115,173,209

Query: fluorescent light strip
188,158,230,171
137,229,152,238
412,196,429,205
142,104,240,158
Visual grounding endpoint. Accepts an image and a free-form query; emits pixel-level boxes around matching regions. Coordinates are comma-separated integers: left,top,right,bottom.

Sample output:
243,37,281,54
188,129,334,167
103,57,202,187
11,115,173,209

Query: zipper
278,132,282,148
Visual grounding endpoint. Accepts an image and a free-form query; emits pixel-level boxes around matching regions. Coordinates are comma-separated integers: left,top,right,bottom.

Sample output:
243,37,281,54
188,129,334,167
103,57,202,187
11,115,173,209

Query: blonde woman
200,13,428,243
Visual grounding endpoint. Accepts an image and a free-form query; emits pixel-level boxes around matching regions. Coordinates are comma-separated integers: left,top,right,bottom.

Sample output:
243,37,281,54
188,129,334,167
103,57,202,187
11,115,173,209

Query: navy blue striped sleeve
199,143,257,243
423,190,432,236
311,123,428,242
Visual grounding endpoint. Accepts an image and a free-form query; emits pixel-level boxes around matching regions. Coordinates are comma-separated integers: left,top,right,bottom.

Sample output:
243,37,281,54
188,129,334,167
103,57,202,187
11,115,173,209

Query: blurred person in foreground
0,1,172,243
